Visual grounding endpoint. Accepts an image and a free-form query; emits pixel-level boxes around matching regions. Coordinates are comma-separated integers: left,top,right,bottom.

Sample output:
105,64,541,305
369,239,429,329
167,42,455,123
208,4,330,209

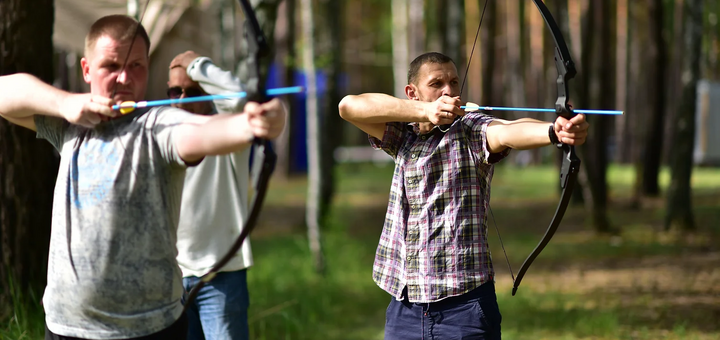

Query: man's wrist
548,123,561,146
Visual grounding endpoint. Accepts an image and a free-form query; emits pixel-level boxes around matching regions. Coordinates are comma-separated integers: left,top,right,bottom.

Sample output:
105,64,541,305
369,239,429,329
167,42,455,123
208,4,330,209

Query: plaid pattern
369,113,509,303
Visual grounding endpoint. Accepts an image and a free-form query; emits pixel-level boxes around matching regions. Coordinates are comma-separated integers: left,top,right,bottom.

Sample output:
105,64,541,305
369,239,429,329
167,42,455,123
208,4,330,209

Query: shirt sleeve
151,107,203,168
462,112,510,164
368,122,408,159
186,57,244,114
34,115,70,151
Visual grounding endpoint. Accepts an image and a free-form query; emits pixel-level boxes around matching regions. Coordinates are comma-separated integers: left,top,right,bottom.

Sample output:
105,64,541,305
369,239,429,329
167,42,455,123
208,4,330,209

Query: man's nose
117,70,130,84
441,85,453,97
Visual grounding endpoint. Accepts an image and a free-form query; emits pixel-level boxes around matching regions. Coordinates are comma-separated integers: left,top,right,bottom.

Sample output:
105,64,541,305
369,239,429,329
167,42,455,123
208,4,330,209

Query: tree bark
392,0,409,97
318,0,344,222
271,0,296,179
300,0,324,272
480,0,497,105
665,0,701,231
444,0,464,67
0,0,57,310
580,0,614,234
639,0,668,197
614,0,629,163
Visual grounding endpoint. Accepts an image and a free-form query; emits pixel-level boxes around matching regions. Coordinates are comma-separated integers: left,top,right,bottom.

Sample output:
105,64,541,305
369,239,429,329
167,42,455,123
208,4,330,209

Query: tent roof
54,0,196,55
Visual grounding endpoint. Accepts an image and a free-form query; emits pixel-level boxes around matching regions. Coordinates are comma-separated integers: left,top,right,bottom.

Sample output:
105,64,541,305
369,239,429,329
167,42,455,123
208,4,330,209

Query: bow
464,0,581,296
509,0,581,296
183,0,277,308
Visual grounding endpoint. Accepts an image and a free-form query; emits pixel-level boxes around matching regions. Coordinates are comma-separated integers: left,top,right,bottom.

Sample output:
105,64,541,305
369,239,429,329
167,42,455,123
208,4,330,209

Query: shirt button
421,135,427,140
412,154,417,159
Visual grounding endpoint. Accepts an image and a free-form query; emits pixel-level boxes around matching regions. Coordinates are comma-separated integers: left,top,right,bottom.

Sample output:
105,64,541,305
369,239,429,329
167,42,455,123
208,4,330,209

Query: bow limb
510,0,581,296
183,0,277,309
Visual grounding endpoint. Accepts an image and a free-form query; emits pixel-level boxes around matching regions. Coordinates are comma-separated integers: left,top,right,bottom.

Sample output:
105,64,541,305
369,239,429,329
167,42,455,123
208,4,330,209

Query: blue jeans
384,282,502,340
182,270,249,340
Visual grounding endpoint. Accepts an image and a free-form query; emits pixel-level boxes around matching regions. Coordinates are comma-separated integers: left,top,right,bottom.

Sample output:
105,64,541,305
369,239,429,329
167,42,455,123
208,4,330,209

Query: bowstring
108,0,150,178
461,0,516,282
459,0,489,97
110,1,149,99
438,0,488,134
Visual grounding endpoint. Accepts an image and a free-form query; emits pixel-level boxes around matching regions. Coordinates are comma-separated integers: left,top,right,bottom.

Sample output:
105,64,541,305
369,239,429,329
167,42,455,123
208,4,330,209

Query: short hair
407,52,456,85
85,15,150,57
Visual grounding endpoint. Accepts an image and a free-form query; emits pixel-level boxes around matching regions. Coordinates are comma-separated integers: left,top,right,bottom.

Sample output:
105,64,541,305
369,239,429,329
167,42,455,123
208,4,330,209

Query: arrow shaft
113,86,304,110
461,105,623,115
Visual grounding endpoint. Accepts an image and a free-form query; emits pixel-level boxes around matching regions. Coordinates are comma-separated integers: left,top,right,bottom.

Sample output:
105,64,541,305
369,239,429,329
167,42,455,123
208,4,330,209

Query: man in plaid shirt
338,52,588,340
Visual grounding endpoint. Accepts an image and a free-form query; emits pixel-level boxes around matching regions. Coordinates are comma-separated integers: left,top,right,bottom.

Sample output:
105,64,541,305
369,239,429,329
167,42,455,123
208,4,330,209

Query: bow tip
512,287,518,296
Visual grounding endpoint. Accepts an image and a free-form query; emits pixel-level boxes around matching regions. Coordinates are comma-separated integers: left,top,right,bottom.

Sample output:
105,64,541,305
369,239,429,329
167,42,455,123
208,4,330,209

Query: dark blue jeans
384,282,502,340
182,269,249,340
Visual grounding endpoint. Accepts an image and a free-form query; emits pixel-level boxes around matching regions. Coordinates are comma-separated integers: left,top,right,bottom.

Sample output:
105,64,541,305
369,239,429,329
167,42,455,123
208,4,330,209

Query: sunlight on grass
247,230,387,340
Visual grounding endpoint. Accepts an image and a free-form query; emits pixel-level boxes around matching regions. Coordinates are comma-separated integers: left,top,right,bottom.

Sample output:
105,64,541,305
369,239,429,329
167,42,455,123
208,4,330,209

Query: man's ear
81,58,91,84
405,84,419,100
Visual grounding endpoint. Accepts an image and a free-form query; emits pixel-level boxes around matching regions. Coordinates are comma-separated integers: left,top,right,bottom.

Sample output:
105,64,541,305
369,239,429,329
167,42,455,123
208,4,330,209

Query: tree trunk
571,0,589,206
392,0,409,97
408,0,425,58
639,0,668,197
614,0,629,162
578,0,614,233
318,0,344,222
0,0,57,311
628,1,651,208
504,0,524,110
480,0,497,105
444,0,464,67
665,0,701,231
271,0,296,179
300,0,324,272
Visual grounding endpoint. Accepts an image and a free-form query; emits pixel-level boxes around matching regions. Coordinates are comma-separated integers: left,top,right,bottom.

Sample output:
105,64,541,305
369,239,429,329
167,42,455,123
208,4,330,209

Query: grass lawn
3,163,719,340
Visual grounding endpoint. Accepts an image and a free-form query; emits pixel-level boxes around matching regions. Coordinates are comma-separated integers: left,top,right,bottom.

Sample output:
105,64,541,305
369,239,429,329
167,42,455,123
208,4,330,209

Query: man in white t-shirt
168,50,258,340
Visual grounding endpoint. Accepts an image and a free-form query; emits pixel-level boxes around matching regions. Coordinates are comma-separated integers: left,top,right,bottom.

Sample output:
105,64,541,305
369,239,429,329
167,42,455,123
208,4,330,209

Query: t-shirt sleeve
34,115,70,151
152,107,203,168
186,57,244,114
462,112,510,164
368,122,407,159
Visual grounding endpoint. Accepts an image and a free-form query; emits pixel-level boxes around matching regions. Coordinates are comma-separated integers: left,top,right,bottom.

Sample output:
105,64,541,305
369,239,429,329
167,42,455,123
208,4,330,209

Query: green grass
3,163,720,340
0,276,44,340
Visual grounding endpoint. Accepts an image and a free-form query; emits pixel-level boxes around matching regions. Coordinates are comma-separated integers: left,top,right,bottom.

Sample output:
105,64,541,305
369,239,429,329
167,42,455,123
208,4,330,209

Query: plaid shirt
369,113,509,303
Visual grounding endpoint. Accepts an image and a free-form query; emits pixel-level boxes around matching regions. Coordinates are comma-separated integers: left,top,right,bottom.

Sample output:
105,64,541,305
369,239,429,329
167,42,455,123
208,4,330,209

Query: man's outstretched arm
0,73,116,131
174,98,286,163
485,115,589,153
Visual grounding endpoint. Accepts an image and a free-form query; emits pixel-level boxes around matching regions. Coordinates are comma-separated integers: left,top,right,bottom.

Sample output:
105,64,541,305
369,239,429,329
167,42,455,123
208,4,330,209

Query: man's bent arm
0,73,68,131
339,93,428,139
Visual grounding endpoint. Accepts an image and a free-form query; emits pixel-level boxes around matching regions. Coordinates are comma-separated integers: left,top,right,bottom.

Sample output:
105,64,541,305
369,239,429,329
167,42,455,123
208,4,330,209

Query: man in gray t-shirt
0,15,286,340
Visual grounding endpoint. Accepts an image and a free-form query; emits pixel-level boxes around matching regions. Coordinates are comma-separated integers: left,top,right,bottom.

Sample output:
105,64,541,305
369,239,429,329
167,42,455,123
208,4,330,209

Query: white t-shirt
175,57,253,278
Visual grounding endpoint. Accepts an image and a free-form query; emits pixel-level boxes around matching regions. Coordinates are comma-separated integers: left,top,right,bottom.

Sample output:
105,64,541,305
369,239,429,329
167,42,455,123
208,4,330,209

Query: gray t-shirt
36,107,196,339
